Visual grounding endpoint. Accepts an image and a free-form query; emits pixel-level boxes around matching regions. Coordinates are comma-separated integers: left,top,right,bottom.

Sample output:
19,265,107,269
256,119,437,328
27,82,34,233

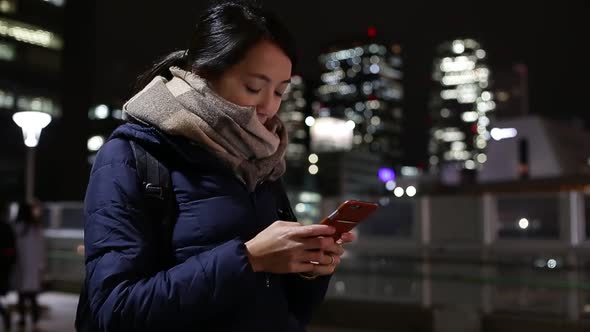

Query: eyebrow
248,73,291,84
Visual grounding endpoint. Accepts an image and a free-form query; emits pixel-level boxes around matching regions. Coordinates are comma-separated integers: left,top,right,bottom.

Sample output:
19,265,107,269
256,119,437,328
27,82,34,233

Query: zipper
265,274,270,288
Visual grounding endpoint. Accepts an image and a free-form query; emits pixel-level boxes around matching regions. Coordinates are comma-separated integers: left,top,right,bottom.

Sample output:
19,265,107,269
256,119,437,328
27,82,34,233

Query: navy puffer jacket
83,123,330,331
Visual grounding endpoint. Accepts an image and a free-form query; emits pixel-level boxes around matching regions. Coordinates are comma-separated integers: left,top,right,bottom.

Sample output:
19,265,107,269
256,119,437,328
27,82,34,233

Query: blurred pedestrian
13,200,45,328
79,1,354,331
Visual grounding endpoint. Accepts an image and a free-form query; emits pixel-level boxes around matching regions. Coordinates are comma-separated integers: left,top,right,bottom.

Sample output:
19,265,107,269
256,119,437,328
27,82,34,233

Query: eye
245,86,261,94
274,91,284,97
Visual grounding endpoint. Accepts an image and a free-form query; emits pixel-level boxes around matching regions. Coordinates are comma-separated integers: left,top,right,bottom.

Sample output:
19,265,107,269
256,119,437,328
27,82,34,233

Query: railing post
419,197,431,308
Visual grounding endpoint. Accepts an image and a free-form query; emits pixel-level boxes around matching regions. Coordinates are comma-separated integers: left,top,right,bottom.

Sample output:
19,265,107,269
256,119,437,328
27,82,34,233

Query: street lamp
12,111,52,202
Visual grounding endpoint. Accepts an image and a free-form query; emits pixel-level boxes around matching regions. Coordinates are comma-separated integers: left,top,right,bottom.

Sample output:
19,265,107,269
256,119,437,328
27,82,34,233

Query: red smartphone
319,200,379,240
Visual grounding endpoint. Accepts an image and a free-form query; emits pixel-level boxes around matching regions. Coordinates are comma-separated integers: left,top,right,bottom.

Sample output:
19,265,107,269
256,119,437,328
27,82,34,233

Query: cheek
220,85,258,108
212,79,253,108
231,92,259,108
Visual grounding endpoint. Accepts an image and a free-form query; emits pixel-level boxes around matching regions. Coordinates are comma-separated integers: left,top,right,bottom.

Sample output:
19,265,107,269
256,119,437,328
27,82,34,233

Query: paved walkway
0,292,369,332
1,292,77,332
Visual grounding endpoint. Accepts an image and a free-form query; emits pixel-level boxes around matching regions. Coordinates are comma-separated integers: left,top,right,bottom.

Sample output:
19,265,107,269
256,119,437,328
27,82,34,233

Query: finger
300,237,324,250
274,220,302,227
292,224,335,238
339,232,356,243
324,244,345,256
320,236,335,249
319,253,338,266
302,236,335,251
300,249,323,263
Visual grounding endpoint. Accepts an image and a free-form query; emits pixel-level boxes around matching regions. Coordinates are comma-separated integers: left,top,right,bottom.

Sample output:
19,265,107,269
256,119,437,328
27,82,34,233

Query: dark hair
16,201,42,235
135,0,296,91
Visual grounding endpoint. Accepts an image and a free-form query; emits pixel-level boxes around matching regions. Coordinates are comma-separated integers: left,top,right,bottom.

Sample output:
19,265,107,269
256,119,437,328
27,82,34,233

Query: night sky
93,0,583,164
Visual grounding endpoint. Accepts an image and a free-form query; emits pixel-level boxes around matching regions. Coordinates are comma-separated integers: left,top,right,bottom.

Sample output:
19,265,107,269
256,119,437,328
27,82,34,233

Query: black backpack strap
273,179,297,222
129,141,169,200
129,140,176,268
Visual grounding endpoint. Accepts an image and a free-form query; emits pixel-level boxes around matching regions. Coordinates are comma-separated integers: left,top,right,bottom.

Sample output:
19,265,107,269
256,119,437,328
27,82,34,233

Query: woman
83,1,353,331
13,200,45,328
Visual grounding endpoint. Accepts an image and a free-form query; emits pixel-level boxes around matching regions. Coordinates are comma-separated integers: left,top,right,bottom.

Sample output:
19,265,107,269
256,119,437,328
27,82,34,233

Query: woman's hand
305,231,356,276
245,221,337,274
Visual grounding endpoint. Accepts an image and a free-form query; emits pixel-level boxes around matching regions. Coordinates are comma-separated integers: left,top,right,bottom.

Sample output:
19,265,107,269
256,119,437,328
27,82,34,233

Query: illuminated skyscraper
304,37,404,196
428,38,494,183
310,42,404,164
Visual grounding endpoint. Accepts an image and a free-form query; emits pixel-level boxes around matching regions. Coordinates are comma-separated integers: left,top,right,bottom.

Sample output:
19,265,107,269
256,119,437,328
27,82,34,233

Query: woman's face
208,39,292,125
32,202,42,219
32,206,42,219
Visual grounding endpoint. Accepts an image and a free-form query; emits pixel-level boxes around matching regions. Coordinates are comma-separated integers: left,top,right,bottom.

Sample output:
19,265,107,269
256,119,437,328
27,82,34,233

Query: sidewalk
2,292,77,332
0,292,370,332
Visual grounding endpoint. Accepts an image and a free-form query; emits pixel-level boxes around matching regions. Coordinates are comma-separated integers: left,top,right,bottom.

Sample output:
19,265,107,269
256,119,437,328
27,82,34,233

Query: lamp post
12,111,52,202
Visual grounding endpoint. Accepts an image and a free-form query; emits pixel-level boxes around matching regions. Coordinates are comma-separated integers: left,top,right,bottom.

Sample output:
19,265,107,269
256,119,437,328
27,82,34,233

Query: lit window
112,109,123,120
16,96,60,117
308,154,318,164
0,41,16,61
0,18,63,50
477,154,487,163
308,165,319,175
0,89,15,109
89,104,109,120
452,40,465,54
295,203,306,213
43,0,66,7
87,135,105,152
0,0,16,14
385,180,396,191
369,64,380,74
461,111,479,122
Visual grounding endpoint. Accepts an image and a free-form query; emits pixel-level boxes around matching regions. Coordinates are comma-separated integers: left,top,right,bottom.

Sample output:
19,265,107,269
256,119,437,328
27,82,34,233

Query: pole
26,147,36,203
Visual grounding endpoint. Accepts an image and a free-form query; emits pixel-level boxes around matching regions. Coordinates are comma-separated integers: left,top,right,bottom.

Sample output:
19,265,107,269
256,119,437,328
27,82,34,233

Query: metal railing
42,192,590,321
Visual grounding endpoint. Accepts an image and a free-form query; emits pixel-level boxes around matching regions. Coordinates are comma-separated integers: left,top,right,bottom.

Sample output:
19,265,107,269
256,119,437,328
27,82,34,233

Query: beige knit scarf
123,67,287,191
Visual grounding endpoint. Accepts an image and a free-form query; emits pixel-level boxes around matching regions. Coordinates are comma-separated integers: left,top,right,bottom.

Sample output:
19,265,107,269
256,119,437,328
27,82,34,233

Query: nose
256,91,280,119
